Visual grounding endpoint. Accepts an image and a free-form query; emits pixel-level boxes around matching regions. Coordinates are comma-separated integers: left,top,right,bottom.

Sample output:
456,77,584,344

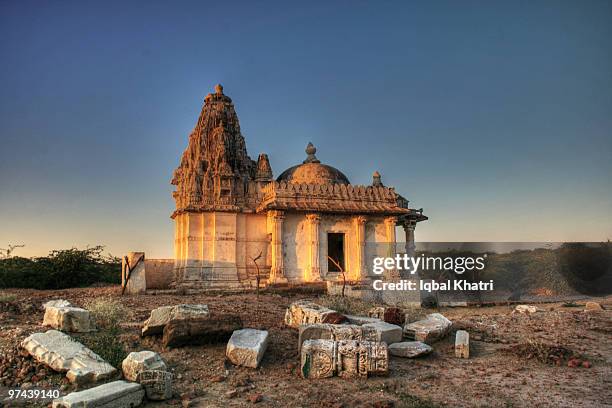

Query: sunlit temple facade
170,85,427,289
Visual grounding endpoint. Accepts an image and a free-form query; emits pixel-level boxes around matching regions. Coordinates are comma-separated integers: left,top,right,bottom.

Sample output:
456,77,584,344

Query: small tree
327,256,346,297
0,244,25,259
250,251,263,298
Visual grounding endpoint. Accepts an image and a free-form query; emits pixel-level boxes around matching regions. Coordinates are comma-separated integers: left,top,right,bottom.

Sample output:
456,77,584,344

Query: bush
0,246,120,289
84,297,130,330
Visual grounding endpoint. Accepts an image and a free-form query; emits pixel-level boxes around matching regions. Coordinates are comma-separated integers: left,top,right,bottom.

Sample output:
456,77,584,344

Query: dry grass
317,294,379,315
0,292,17,302
84,297,131,330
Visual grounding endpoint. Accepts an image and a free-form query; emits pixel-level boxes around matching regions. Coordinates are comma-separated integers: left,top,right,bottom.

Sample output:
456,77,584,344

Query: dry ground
0,286,610,408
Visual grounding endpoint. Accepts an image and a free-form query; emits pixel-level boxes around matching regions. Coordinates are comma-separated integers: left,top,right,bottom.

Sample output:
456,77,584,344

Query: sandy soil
0,286,610,408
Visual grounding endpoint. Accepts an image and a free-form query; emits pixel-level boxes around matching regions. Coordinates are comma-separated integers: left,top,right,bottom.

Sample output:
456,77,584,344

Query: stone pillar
384,216,398,279
122,252,146,294
403,220,416,257
353,216,367,281
268,210,287,283
306,213,321,282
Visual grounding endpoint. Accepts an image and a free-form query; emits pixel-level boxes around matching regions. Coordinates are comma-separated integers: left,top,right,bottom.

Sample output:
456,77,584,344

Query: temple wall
144,259,174,289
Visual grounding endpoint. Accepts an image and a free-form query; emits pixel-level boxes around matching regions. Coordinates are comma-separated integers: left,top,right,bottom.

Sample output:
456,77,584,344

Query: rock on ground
514,305,541,314
43,299,72,310
52,380,144,408
162,313,242,348
344,315,382,325
403,313,452,344
122,350,167,381
585,301,604,311
137,369,173,400
43,306,96,333
142,304,209,336
388,341,433,358
21,330,116,384
368,307,405,326
226,329,269,368
284,300,346,328
362,321,403,345
455,330,469,358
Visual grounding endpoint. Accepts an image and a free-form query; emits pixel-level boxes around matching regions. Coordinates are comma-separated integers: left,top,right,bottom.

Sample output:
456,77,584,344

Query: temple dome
276,143,350,185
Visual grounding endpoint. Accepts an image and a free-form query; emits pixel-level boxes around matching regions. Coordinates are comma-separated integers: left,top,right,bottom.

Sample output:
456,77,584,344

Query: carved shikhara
301,339,389,378
170,85,427,289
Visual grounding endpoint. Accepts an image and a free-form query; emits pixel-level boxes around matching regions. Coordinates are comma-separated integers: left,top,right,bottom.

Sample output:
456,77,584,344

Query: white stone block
388,341,433,358
362,321,403,345
21,330,116,384
226,329,269,368
284,300,345,328
455,330,469,358
122,351,167,381
344,314,382,325
43,299,72,310
403,313,452,344
142,304,209,336
52,380,144,407
43,306,96,333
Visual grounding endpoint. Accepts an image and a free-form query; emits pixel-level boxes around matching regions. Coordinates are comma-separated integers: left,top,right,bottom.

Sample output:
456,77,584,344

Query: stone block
43,299,72,310
142,304,209,336
367,307,405,326
21,330,116,384
388,341,433,358
301,339,388,379
403,313,452,344
514,305,541,314
362,321,403,345
122,351,167,381
52,380,144,407
122,252,146,295
162,313,242,348
226,329,269,368
585,301,603,311
344,314,382,325
455,330,469,358
43,306,96,333
284,300,346,328
137,370,173,400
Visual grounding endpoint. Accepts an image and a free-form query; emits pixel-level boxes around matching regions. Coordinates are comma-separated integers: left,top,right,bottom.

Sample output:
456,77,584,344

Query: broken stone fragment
514,305,541,314
43,306,96,333
455,330,469,358
21,330,116,384
52,380,144,408
585,301,604,311
122,351,167,381
226,329,269,368
284,300,346,328
137,369,173,400
162,313,242,348
142,304,209,336
42,299,72,310
362,321,403,345
403,313,452,344
301,339,388,379
344,314,382,325
388,341,433,358
368,307,405,326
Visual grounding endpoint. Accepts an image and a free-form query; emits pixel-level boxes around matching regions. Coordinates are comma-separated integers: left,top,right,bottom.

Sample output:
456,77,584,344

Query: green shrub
0,246,120,289
84,297,130,330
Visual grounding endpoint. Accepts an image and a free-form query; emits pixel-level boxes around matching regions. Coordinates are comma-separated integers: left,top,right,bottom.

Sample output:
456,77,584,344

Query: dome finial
214,84,224,95
372,171,383,186
303,142,320,164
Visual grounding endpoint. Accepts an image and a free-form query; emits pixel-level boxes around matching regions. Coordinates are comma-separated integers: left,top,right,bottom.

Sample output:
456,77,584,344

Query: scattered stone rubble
301,339,388,378
43,305,96,333
585,301,603,311
403,313,452,344
284,300,346,328
21,330,116,384
455,330,470,358
142,304,210,336
122,351,167,381
388,341,433,358
52,380,144,408
162,313,242,348
344,314,382,325
226,329,269,368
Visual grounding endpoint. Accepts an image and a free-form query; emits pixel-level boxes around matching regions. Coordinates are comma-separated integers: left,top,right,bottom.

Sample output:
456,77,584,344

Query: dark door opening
327,233,345,272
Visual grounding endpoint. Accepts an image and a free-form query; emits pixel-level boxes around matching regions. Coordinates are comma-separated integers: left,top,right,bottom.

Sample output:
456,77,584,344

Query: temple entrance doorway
327,233,345,272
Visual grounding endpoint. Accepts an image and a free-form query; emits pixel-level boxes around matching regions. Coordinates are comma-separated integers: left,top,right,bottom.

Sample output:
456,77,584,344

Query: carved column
268,210,287,283
306,213,321,282
403,220,416,257
354,216,367,281
384,216,398,278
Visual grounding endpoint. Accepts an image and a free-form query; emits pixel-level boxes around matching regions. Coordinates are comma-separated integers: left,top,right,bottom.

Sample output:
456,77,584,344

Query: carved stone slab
137,370,173,401
301,339,388,379
226,329,269,368
299,322,402,350
122,351,167,382
22,330,116,384
368,307,405,326
142,304,209,336
52,380,144,408
455,330,469,358
284,300,346,328
403,313,452,344
388,341,433,358
43,306,96,333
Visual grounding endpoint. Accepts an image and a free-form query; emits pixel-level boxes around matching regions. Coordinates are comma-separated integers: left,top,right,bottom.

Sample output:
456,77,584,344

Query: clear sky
1,0,610,258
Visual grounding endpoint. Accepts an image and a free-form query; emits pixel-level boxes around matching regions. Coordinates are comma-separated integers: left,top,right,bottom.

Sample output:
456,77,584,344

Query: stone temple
170,84,427,290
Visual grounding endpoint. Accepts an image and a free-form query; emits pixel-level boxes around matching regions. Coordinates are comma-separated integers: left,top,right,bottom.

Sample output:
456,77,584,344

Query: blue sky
1,0,610,258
